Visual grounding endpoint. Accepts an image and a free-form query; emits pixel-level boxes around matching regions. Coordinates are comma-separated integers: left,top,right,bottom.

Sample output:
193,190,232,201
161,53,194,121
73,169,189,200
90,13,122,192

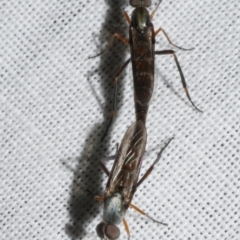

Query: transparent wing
106,121,147,207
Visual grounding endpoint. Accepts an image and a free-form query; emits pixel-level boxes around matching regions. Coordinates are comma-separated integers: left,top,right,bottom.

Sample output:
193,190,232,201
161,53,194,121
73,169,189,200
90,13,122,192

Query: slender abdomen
130,25,155,124
133,61,153,124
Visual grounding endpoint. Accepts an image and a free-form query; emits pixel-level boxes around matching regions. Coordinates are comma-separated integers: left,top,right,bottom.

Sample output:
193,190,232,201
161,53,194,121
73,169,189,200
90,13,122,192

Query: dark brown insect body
90,0,201,141
130,6,155,124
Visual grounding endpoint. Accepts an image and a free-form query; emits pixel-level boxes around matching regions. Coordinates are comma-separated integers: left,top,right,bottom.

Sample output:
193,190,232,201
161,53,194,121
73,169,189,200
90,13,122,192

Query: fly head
96,222,120,240
130,0,152,7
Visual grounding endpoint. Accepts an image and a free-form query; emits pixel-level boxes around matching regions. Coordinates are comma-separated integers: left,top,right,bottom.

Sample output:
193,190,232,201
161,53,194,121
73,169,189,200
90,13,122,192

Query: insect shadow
92,0,129,138
65,1,128,239
64,124,106,239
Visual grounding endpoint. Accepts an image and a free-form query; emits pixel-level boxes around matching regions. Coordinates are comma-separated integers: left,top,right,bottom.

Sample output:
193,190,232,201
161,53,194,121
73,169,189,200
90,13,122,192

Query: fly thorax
103,193,125,225
131,7,151,32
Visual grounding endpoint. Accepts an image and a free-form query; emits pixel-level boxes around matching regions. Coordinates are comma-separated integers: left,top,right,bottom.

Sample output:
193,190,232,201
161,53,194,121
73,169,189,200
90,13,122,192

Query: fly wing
105,121,147,208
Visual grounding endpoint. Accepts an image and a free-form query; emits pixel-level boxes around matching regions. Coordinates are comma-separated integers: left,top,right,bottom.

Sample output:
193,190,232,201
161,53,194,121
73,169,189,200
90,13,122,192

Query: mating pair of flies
90,0,202,239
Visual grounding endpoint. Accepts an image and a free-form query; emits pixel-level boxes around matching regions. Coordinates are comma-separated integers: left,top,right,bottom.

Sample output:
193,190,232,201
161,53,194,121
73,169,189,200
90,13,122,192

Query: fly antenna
151,0,163,19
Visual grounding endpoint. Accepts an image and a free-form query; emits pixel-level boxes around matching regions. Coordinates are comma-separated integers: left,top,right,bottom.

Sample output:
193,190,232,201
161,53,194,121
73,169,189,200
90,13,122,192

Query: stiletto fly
95,120,173,239
90,0,202,140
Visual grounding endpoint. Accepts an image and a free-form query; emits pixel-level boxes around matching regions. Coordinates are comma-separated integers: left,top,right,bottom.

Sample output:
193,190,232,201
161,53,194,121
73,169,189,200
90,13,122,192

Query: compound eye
130,0,152,7
96,223,120,240
105,224,120,240
96,222,106,239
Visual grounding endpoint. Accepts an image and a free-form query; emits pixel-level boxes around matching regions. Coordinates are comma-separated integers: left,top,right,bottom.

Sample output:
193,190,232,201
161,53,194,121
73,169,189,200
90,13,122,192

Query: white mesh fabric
1,0,239,239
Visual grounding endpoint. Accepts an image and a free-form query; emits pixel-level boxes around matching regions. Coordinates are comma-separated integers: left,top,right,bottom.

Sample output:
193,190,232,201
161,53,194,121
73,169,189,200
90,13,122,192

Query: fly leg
101,59,131,141
95,196,104,201
155,50,202,112
99,159,110,176
123,11,131,24
89,10,130,58
137,137,174,188
94,158,114,202
127,138,174,226
98,143,119,175
98,156,115,176
95,151,118,202
150,0,163,20
89,33,129,58
155,28,194,51
130,203,167,226
122,218,130,240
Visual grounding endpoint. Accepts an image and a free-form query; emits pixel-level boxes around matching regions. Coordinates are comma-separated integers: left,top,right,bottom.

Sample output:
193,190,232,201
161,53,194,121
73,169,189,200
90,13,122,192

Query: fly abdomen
134,70,154,105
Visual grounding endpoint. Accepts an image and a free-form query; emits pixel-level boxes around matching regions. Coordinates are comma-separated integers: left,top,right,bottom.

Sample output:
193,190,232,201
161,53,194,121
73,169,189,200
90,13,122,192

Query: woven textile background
1,0,239,239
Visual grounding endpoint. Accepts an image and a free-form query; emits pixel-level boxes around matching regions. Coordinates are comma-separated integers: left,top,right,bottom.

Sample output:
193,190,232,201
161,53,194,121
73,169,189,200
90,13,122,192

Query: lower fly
95,120,173,239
